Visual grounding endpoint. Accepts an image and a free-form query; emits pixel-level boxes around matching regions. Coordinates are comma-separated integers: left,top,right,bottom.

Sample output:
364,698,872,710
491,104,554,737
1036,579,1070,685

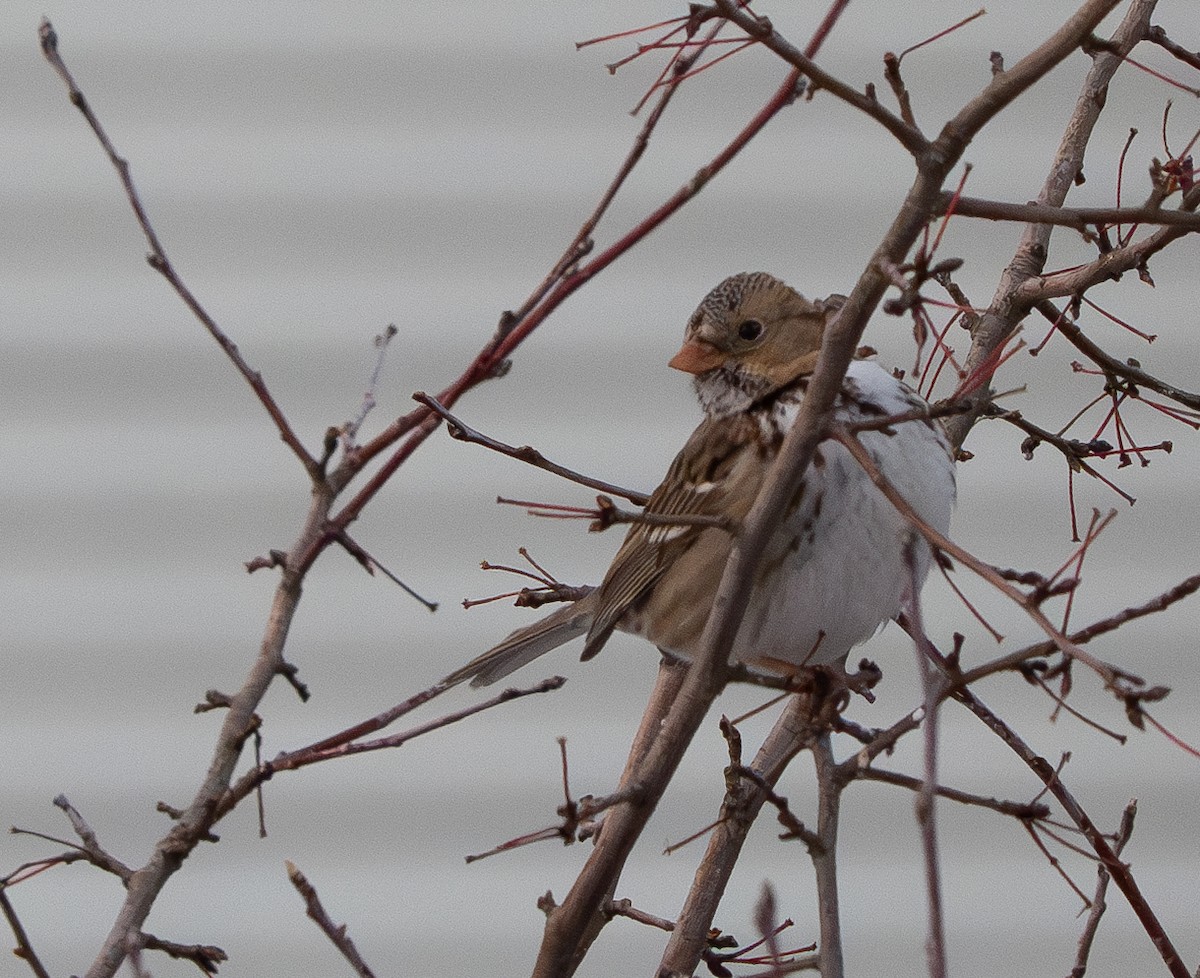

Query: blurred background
3,2,1199,975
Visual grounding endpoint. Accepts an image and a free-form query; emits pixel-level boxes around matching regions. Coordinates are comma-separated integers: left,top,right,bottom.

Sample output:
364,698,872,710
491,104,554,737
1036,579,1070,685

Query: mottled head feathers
671,272,844,417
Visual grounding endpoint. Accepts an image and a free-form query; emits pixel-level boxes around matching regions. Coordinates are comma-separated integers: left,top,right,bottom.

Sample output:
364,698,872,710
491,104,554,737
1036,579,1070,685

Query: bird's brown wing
579,412,764,661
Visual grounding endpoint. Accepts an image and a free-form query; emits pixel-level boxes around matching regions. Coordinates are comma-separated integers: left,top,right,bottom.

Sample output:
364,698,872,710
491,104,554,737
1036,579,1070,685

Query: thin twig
38,19,318,477
52,796,132,883
0,890,52,978
944,194,1200,230
713,0,927,154
949,685,1188,978
336,532,439,611
1071,800,1138,977
954,572,1200,689
1038,301,1200,412
287,862,377,978
139,935,228,976
217,677,566,822
414,393,650,504
856,769,1050,820
659,694,824,975
343,324,399,445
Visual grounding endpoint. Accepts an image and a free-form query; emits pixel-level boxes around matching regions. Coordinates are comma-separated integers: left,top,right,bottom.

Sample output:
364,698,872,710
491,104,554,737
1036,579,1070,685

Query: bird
444,271,956,688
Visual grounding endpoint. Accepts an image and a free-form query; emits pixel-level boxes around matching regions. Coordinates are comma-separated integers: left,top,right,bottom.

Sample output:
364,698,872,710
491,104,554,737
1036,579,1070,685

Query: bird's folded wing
580,414,760,661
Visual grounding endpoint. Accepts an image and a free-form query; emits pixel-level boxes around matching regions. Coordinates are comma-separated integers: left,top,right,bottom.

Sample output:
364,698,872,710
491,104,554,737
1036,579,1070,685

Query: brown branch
218,677,565,822
0,890,51,978
986,407,1137,503
38,19,318,477
1070,800,1138,977
949,685,1189,978
335,532,439,612
944,0,1157,450
658,695,826,975
414,393,649,504
856,768,1051,820
714,0,927,154
944,193,1200,230
1036,301,1200,412
1015,183,1200,305
304,20,818,572
465,783,644,864
606,899,676,933
52,796,132,883
287,862,377,978
44,10,711,949
1146,24,1200,71
534,5,1125,973
831,426,1128,690
955,572,1200,689
139,934,227,976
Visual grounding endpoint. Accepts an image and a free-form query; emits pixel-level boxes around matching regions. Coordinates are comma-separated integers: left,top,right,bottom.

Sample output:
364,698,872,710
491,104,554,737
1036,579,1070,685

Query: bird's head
670,272,844,416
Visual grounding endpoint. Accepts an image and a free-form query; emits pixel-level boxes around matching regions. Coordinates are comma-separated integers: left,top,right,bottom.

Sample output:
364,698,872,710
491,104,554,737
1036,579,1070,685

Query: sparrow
444,271,956,688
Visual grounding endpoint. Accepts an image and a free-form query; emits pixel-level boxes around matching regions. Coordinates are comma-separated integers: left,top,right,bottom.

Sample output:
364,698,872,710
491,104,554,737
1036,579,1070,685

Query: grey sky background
3,2,1200,976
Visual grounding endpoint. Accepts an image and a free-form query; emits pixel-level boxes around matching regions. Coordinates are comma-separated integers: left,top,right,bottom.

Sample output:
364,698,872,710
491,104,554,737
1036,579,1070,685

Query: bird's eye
738,319,764,342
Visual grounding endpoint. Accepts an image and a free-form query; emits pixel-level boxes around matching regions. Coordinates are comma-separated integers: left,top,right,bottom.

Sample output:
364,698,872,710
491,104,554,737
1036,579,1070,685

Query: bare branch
0,890,51,978
713,0,927,154
1037,301,1200,412
1015,184,1200,304
945,0,1157,450
139,934,228,976
949,684,1188,977
52,796,132,883
38,19,318,476
955,572,1200,688
659,694,827,975
414,393,649,504
832,427,1133,691
945,193,1200,230
857,769,1051,819
287,862,377,978
1070,800,1138,977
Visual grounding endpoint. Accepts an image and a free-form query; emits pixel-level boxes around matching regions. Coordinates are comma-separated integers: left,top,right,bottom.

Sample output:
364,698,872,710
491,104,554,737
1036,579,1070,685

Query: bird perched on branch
444,271,956,688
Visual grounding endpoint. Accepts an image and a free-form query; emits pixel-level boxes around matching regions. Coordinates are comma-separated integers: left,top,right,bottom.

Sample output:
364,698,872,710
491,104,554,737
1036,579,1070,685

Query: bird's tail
442,602,593,688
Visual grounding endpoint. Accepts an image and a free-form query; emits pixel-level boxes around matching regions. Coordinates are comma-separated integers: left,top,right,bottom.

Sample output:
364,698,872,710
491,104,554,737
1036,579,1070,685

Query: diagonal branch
38,20,318,477
1038,301,1200,412
713,0,928,155
414,393,649,504
532,4,1123,975
950,684,1189,978
945,0,1160,449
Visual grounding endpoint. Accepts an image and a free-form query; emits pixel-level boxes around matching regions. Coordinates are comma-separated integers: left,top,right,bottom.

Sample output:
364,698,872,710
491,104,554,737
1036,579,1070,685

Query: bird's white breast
733,360,955,668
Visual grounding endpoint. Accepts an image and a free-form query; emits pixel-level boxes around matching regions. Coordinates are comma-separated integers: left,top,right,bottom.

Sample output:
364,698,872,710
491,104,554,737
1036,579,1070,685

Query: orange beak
668,338,726,375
